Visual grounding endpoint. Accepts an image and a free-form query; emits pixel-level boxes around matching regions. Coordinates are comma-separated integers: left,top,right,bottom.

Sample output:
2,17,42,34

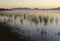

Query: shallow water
0,10,60,41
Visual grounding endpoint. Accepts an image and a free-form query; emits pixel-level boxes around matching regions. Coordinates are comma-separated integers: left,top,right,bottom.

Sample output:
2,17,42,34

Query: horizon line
0,6,60,9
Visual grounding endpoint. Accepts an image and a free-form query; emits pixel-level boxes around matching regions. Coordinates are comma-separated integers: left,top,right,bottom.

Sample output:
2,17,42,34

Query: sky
0,0,60,9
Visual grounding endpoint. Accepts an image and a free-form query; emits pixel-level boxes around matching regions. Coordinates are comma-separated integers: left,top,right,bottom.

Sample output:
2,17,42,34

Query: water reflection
39,16,43,23
31,17,38,24
49,17,54,23
0,13,60,41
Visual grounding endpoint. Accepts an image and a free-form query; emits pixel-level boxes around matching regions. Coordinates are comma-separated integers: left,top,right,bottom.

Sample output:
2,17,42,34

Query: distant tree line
0,8,11,11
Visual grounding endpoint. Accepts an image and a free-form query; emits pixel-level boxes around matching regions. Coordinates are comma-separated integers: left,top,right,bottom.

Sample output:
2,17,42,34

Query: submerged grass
0,14,59,41
0,22,20,41
0,22,34,41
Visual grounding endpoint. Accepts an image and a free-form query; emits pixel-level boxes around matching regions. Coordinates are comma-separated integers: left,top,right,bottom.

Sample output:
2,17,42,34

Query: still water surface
0,10,60,41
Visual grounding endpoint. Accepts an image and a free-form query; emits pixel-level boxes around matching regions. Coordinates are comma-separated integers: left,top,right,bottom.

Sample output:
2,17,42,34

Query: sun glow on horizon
0,0,60,9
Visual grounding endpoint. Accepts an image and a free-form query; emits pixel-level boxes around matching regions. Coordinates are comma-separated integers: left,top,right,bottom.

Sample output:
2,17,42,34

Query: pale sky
0,0,60,9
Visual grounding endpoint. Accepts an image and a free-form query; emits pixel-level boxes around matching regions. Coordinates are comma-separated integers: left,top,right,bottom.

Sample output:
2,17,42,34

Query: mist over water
0,10,60,41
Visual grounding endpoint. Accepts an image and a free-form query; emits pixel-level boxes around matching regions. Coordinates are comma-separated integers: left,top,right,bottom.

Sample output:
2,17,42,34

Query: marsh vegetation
0,10,60,41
